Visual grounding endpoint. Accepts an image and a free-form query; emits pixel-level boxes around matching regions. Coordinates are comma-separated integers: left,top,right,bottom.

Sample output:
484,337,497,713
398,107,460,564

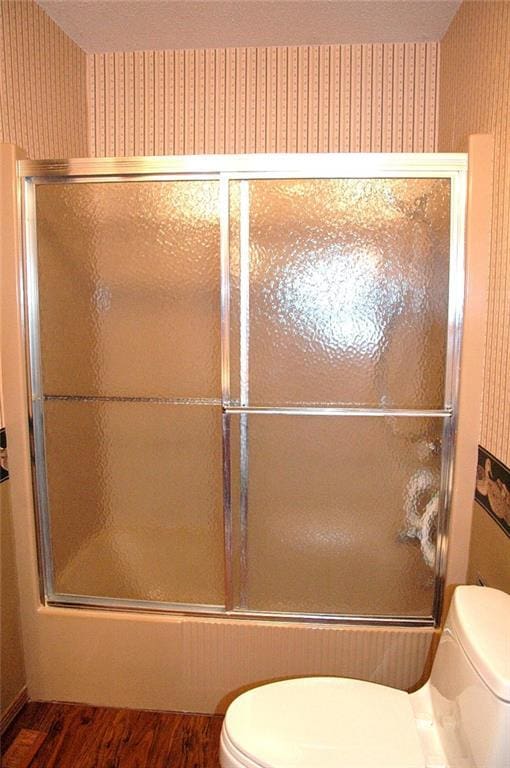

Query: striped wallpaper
0,0,506,469
87,42,439,156
0,0,88,159
439,1,510,468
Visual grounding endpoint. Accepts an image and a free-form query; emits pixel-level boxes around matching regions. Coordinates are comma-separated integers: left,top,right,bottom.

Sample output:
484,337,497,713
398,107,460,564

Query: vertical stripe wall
4,0,507,466
87,42,439,156
0,0,88,159
439,1,510,468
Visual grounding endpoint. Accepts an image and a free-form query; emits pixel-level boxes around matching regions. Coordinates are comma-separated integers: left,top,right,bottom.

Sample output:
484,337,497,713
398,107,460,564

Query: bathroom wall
0,477,27,727
0,0,88,158
0,5,439,159
6,139,491,713
439,0,510,590
63,39,442,596
0,0,88,724
1,277,26,726
0,0,502,715
2,26,446,709
87,42,439,155
467,501,510,592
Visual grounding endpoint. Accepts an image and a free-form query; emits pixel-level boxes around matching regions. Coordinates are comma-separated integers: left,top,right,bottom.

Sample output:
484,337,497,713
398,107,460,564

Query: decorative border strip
0,427,8,483
475,445,510,538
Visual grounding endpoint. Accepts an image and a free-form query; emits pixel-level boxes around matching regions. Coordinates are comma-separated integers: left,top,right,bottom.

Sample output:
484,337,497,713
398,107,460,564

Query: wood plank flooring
1,701,223,767
2,729,47,768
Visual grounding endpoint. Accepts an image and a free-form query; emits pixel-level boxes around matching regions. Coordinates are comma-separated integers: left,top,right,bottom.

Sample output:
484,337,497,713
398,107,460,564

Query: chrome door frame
19,152,467,627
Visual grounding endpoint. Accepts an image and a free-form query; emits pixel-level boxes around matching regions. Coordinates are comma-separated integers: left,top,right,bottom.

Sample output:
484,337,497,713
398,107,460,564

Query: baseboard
0,686,28,734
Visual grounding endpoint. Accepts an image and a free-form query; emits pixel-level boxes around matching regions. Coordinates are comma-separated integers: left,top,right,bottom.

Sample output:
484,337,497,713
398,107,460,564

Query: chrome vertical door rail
22,177,55,601
432,168,467,623
238,180,251,609
220,175,234,610
239,181,251,409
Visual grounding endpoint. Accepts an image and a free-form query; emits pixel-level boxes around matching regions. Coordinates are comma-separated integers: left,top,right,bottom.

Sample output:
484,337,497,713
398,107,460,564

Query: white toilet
220,586,510,768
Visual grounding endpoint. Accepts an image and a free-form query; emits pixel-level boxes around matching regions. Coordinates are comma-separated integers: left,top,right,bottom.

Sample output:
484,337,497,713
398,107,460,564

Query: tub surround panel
27,607,435,713
0,0,88,159
87,42,438,156
183,618,435,711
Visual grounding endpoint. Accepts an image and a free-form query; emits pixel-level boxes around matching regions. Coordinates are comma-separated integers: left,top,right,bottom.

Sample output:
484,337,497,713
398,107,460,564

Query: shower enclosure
20,153,466,626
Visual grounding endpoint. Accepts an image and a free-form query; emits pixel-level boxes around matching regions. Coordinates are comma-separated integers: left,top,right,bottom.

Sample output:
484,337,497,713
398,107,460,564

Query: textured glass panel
232,415,443,616
36,181,220,398
243,178,450,407
44,400,224,605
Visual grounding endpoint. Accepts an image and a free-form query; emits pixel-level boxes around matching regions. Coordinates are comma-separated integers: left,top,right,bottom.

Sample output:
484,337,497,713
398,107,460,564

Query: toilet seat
221,677,427,768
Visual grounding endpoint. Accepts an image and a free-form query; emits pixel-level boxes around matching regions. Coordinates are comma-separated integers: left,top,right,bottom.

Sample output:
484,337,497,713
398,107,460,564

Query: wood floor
1,701,224,767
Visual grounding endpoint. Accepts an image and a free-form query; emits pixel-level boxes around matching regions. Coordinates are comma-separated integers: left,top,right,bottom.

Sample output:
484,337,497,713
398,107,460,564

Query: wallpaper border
475,445,510,538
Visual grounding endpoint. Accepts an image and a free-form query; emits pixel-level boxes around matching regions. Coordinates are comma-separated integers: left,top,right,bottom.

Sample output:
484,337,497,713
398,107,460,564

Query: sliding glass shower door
228,178,451,617
33,179,225,607
22,154,465,624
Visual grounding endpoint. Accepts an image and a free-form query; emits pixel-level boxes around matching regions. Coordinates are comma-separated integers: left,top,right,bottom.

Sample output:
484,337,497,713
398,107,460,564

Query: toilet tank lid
449,586,510,702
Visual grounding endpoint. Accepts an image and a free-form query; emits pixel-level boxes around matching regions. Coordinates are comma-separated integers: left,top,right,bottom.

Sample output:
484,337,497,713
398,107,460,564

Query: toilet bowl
221,677,426,767
220,587,510,768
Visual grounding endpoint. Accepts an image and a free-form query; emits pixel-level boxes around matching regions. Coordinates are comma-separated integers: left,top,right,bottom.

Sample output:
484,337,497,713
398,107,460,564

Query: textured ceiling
36,0,462,54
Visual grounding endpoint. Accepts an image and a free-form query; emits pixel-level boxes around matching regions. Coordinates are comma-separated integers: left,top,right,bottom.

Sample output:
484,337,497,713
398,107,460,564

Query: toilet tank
420,586,510,768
